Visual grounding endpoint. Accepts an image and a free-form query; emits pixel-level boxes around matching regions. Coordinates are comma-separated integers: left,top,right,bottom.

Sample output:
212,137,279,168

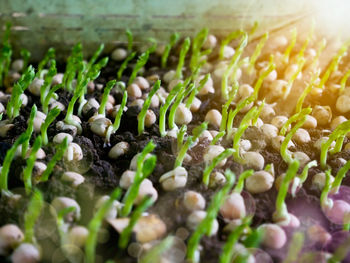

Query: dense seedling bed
0,22,350,262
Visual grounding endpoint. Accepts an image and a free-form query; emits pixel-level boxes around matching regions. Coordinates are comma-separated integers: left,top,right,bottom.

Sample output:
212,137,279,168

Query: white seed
145,109,157,127
20,93,28,107
271,115,289,130
245,171,274,194
82,98,100,115
312,105,332,126
331,116,347,130
292,128,311,144
203,34,217,49
90,117,112,137
336,95,350,113
0,121,14,137
260,104,275,121
51,197,81,222
127,84,142,99
65,142,83,162
56,121,78,137
312,172,335,191
11,59,24,72
0,224,24,255
222,46,235,59
163,70,176,83
134,76,150,90
186,211,219,236
302,115,317,129
67,226,89,247
205,109,222,128
203,145,226,166
168,79,182,92
259,224,286,249
95,195,121,220
242,151,264,170
240,139,252,153
147,93,159,108
53,133,73,144
49,100,65,112
209,171,226,188
260,124,278,140
61,171,85,188
284,64,302,80
52,73,64,85
159,166,188,191
314,137,335,151
108,142,129,159
220,192,246,220
268,79,288,99
199,130,213,141
134,179,158,204
291,151,310,167
183,191,206,211
175,103,192,125
129,99,144,109
238,84,254,99
119,170,136,189
33,162,47,180
166,128,178,139
129,153,153,170
271,35,288,48
28,78,44,96
197,75,214,95
33,111,46,132
25,147,46,160
187,96,201,112
271,135,294,151
11,243,40,263
111,48,128,61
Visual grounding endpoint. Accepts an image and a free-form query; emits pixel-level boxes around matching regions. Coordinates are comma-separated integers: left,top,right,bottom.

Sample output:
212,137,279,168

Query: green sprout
219,30,244,60
37,47,55,78
210,131,225,146
128,51,149,85
185,73,210,109
24,189,44,244
22,136,42,195
56,206,76,247
175,37,191,79
86,43,104,73
117,51,136,80
40,107,61,145
233,106,260,163
320,120,350,169
320,169,333,210
331,159,350,194
6,65,35,121
274,160,299,222
283,56,306,99
22,105,37,159
105,89,128,143
126,29,133,52
138,80,161,135
220,217,252,263
280,108,312,136
139,236,175,263
159,82,184,137
295,69,320,114
85,188,122,263
283,232,304,263
233,170,254,194
319,41,350,89
175,122,208,168
121,141,156,217
98,79,117,116
296,23,314,62
187,169,235,262
190,28,209,72
340,68,350,94
40,137,69,182
63,43,83,92
202,148,235,186
282,28,297,64
293,160,318,196
221,32,248,100
219,87,237,132
0,132,29,194
119,196,153,249
310,38,327,72
0,22,12,87
20,48,31,72
247,32,269,75
177,125,187,150
40,59,58,114
161,32,180,68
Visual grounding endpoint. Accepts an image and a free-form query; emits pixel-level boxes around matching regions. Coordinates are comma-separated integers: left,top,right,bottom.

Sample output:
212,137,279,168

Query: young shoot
282,28,297,64
37,47,55,78
274,159,299,223
295,160,317,196
40,59,57,114
40,137,69,182
105,89,128,143
177,125,187,150
340,68,350,94
187,169,235,262
24,189,44,244
41,107,61,145
219,30,244,60
202,148,235,186
56,206,76,247
320,120,350,169
219,86,237,132
126,29,133,52
210,131,226,146
283,56,306,99
280,107,312,136
128,51,149,85
0,22,12,87
283,232,304,263
331,159,350,194
20,48,31,72
175,37,191,79
86,43,104,73
121,141,156,217
119,196,153,249
63,43,83,92
98,79,117,116
247,32,269,75
117,51,136,80
22,136,42,195
320,169,333,210
233,170,254,194
190,28,209,72
159,82,184,137
185,73,210,109
161,32,180,68
138,80,161,135
0,132,29,194
175,122,208,168
295,69,320,114
85,188,122,263
22,104,37,159
139,236,175,263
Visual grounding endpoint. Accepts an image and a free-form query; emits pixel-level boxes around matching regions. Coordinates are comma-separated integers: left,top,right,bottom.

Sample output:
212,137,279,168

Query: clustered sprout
190,28,210,73
175,37,191,79
161,33,180,68
40,59,58,114
128,51,149,85
219,30,244,60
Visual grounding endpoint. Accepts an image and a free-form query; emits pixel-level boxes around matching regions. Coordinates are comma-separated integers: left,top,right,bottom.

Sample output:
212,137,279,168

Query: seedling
139,236,174,263
247,32,268,75
63,43,83,92
175,37,191,79
85,188,122,263
202,148,235,186
283,232,304,263
40,137,69,182
190,28,209,72
280,107,312,136
128,51,149,85
24,189,44,244
219,87,237,132
119,196,153,249
340,68,350,94
37,47,55,78
320,169,333,210
219,29,245,60
282,28,297,64
40,59,58,114
331,159,350,194
41,107,61,145
22,136,42,195
126,29,133,52
283,56,306,99
210,131,225,146
162,32,180,68
175,122,208,168
121,141,156,217
20,48,31,71
56,206,76,248
295,70,320,114
117,51,136,80
86,43,104,73
0,22,12,87
98,79,117,116
187,169,235,262
233,170,254,193
21,104,37,158
294,160,318,196
177,125,187,150
138,80,161,135
185,73,210,109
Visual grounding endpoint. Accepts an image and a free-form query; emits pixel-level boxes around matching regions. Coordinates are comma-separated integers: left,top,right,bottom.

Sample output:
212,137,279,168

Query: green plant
119,196,153,249
219,87,237,132
161,33,180,68
185,73,210,109
21,105,37,159
98,79,117,116
0,22,12,87
283,56,306,99
40,137,69,182
340,68,350,94
280,108,312,136
293,160,318,196
40,59,58,114
219,30,244,60
274,160,299,222
190,28,209,72
139,236,175,263
331,159,350,194
20,48,31,72
0,132,29,194
22,136,42,195
283,232,304,263
320,169,333,210
320,120,350,169
117,51,136,80
202,148,235,186
247,32,268,74
86,43,104,73
128,51,149,85
295,70,320,114
177,125,187,150
37,47,55,78
175,122,208,168
187,169,235,262
175,37,191,79
24,189,44,244
41,107,61,145
105,89,128,143
210,131,225,145
126,29,133,52
282,28,297,64
6,65,35,120
85,188,122,263
121,141,156,217
62,43,83,92
138,80,161,135
233,170,254,193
